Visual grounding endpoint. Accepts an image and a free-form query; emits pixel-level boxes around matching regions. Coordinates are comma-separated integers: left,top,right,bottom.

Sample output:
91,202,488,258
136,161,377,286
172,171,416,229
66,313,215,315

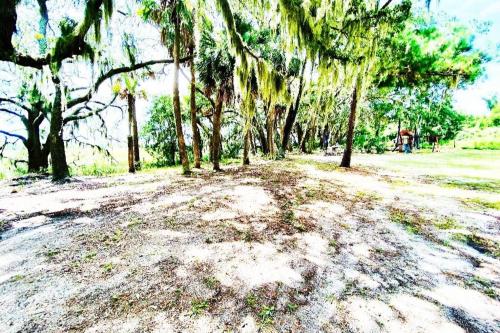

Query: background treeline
0,0,493,180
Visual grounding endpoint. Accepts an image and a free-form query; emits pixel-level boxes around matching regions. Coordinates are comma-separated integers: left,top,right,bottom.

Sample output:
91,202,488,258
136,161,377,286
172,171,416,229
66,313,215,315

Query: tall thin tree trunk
212,89,224,171
127,94,135,173
340,86,358,168
189,46,201,168
128,94,140,169
266,105,275,157
173,9,190,174
243,124,250,165
281,60,306,156
393,118,401,152
49,74,69,180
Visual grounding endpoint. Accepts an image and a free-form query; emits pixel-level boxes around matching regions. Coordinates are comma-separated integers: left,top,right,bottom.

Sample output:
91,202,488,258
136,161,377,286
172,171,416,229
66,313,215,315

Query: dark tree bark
266,104,275,157
49,74,69,180
321,124,330,150
253,116,269,154
393,118,401,152
212,89,224,171
281,60,307,156
172,9,190,174
26,109,44,172
127,93,140,169
340,86,359,168
189,46,202,168
127,94,136,173
243,125,250,165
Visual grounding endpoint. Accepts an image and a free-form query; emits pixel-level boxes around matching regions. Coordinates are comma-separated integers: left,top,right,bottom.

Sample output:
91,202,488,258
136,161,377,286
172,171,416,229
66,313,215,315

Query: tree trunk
127,135,135,173
189,46,202,168
266,104,275,157
281,60,306,156
128,94,140,169
321,124,330,150
393,118,401,152
243,125,250,165
49,74,69,180
26,109,44,172
212,89,224,171
127,94,135,173
340,86,358,168
173,10,190,174
254,116,269,154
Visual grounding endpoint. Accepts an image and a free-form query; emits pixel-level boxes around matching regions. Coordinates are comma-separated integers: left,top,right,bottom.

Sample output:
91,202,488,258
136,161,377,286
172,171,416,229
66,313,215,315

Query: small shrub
102,262,113,272
258,305,275,325
190,299,209,316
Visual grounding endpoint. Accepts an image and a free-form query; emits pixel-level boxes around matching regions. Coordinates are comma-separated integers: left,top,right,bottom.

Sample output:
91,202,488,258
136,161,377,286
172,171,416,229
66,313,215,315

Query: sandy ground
0,152,499,333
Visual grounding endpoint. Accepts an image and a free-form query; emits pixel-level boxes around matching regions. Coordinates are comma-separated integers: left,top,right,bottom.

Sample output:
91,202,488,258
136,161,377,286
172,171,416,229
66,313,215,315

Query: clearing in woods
0,151,499,332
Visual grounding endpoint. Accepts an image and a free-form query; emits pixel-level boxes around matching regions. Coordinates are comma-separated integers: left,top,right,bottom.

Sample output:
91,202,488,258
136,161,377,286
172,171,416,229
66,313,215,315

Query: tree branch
0,108,25,119
67,56,191,109
64,95,120,124
0,97,32,114
0,130,27,143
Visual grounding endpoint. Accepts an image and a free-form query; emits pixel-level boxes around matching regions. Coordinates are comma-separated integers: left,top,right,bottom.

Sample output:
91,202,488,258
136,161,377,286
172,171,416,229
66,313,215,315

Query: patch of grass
74,163,127,177
281,200,307,232
463,198,500,210
127,216,143,228
203,276,220,289
44,248,61,258
258,305,275,325
245,293,258,309
452,233,500,258
0,220,8,232
354,190,382,202
101,262,113,273
427,176,500,193
83,251,97,261
389,208,424,235
190,299,209,316
433,216,460,230
465,276,498,299
295,158,339,172
325,294,338,303
11,274,24,282
286,302,299,313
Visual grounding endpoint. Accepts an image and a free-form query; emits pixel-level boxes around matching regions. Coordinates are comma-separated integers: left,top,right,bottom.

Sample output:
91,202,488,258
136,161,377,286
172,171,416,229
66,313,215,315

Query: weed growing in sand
203,276,220,289
44,248,61,258
112,229,123,242
11,274,24,282
354,191,382,203
102,262,113,273
83,251,97,262
190,299,209,316
286,302,299,313
245,293,258,308
433,217,460,230
258,305,275,325
325,294,338,303
127,216,143,228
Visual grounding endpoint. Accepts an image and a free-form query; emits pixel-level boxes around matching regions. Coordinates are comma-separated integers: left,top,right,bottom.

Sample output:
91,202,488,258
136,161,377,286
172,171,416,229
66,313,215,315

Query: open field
0,150,499,332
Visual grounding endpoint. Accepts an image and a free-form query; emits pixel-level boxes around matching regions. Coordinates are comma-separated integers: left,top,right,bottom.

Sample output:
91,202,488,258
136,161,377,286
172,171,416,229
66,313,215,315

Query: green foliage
142,96,184,167
190,299,209,316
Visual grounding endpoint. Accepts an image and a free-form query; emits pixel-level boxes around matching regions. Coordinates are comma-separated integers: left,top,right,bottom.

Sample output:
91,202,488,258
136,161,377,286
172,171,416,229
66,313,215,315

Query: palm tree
196,19,235,171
